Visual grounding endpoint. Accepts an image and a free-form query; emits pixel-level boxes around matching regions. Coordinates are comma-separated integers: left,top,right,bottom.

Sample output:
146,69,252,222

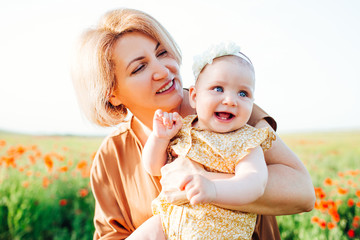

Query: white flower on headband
192,41,245,80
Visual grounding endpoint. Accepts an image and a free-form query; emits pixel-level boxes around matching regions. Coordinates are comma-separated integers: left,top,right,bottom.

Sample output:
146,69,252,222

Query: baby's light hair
192,41,253,81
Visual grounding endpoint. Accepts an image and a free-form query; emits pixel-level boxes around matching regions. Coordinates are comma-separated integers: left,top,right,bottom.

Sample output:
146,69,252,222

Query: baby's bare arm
161,121,315,214
212,146,267,206
142,109,182,176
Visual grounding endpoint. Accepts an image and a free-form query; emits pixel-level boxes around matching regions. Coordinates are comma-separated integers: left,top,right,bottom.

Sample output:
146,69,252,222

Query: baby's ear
188,85,197,108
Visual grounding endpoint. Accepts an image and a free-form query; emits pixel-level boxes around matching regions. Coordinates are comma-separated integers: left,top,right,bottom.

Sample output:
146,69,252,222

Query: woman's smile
156,79,175,94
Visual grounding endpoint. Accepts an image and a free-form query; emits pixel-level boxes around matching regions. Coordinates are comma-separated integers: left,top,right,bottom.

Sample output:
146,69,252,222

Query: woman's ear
189,85,197,108
109,89,122,107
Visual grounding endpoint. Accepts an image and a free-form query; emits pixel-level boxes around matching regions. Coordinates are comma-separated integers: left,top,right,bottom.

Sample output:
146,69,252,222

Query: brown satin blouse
91,104,281,240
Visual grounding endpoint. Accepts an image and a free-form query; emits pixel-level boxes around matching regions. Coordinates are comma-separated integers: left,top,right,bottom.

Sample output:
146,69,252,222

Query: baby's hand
153,109,182,140
179,174,216,205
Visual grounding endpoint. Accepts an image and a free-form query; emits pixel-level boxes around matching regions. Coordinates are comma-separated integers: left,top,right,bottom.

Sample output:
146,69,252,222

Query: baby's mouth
215,112,234,120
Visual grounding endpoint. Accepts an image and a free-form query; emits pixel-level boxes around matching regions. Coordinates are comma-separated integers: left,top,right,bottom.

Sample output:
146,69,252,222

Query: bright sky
1,0,359,136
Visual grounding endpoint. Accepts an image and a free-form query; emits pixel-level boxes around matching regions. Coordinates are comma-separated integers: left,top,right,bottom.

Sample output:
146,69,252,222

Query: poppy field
0,132,102,240
277,131,360,240
0,130,359,239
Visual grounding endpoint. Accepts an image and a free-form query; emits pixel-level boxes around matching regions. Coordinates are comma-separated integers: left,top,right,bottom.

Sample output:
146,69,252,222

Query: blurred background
1,0,359,136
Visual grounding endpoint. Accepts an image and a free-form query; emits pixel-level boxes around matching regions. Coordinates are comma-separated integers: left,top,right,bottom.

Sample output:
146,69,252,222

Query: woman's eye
131,64,145,74
213,86,223,92
157,50,168,57
238,91,248,97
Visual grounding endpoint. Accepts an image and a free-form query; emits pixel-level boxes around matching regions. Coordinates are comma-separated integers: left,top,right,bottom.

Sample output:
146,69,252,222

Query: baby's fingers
167,113,173,128
162,112,171,127
154,109,164,120
173,113,183,130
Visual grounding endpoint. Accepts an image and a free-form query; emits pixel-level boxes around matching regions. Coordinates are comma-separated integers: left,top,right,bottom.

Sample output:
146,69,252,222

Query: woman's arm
236,119,315,215
208,120,315,214
160,121,315,215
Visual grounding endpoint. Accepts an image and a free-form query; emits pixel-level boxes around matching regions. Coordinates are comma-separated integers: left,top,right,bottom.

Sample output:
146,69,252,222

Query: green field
278,131,360,239
0,131,359,239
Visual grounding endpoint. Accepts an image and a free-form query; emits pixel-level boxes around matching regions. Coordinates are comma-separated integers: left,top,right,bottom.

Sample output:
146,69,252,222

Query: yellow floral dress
152,115,276,240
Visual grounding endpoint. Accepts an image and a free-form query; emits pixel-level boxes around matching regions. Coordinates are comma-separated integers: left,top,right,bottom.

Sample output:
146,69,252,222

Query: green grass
280,131,360,185
0,130,359,239
277,131,360,239
0,132,103,240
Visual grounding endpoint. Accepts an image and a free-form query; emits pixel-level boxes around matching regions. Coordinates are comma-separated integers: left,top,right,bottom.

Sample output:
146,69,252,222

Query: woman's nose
152,60,170,81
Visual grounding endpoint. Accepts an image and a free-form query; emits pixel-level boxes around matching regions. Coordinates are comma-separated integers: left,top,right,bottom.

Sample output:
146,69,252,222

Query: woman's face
110,32,183,118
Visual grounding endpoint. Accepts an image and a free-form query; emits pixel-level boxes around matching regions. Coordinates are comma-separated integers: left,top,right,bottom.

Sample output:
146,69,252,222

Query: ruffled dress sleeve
168,119,276,174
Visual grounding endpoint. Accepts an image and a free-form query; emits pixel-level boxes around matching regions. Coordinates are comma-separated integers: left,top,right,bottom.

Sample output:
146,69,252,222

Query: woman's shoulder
248,104,277,131
91,119,142,177
94,120,139,164
98,121,130,146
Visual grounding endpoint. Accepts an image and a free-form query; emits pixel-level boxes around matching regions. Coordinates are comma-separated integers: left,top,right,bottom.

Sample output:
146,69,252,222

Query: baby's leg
127,215,166,240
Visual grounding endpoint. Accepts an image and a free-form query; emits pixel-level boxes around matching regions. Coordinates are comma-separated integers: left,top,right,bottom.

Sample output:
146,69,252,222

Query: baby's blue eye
213,87,223,92
238,91,247,97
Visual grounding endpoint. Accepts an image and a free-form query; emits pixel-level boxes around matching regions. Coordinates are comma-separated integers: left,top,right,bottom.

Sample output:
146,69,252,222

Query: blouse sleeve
248,104,277,131
91,147,131,240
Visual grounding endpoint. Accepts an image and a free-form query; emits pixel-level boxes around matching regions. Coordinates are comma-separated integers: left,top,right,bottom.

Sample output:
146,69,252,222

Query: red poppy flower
0,140,6,147
76,160,87,170
356,190,360,198
79,188,89,197
337,187,348,195
57,166,68,172
311,216,319,223
42,177,50,188
59,199,67,206
348,199,355,207
347,229,355,238
43,154,54,171
318,219,326,229
327,222,336,230
324,177,333,186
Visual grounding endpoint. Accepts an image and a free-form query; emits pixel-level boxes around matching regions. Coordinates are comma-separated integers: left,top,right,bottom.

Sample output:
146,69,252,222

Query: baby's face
190,56,255,133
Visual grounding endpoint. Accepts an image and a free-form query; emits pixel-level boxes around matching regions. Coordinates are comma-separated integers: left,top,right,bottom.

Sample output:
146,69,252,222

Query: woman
72,8,315,240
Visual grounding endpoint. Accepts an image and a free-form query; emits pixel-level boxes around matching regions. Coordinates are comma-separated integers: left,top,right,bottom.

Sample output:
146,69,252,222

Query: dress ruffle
168,115,276,173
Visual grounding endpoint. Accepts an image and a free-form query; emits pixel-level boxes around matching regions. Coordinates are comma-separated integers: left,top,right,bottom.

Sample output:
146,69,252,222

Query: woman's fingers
160,158,207,204
189,194,203,205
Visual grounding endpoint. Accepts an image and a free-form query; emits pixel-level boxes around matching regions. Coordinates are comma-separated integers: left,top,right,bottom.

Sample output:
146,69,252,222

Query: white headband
192,41,253,80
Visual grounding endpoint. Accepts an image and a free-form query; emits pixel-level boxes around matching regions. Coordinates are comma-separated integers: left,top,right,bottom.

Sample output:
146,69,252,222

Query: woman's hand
160,120,315,215
160,157,205,205
179,174,217,205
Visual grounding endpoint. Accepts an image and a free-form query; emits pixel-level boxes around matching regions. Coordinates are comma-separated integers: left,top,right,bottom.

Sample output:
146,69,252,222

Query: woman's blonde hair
72,8,182,127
